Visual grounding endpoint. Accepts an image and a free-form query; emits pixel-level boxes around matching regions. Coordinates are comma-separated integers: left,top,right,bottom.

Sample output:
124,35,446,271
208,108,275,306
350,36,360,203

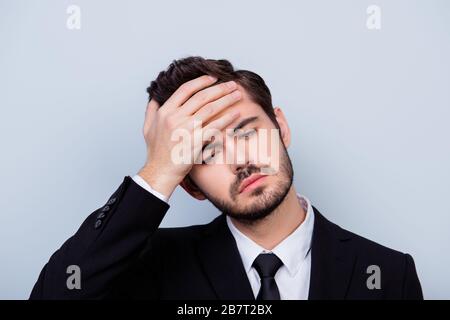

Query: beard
199,141,294,224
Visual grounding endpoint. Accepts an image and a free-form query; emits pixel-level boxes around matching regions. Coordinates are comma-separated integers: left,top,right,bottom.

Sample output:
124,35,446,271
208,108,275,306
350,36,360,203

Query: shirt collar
226,193,315,277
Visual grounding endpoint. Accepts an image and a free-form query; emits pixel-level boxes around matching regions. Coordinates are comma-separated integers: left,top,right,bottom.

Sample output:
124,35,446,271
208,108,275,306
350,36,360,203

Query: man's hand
137,75,242,199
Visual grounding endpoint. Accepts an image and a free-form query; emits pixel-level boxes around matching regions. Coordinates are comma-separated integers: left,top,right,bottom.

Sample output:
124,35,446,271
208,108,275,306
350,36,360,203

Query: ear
179,175,207,200
274,107,291,148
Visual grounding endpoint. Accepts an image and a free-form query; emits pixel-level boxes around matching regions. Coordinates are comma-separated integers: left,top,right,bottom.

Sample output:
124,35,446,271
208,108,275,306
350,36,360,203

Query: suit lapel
196,208,357,300
308,207,357,299
196,214,255,300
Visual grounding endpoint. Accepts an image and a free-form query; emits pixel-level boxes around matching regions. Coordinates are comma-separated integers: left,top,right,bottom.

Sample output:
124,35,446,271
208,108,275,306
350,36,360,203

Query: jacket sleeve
29,176,170,299
402,253,424,299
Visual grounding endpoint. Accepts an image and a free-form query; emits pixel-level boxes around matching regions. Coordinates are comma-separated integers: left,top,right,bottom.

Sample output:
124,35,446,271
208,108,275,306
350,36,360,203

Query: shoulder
312,207,422,298
313,206,414,269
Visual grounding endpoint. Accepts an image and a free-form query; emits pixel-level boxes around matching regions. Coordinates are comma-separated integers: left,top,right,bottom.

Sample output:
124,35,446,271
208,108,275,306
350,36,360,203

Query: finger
199,110,241,148
179,80,238,117
143,99,159,135
191,110,240,163
164,75,218,111
192,89,242,124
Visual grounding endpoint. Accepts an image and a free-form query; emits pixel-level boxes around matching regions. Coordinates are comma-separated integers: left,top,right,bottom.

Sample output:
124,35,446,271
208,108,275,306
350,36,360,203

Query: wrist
137,165,180,200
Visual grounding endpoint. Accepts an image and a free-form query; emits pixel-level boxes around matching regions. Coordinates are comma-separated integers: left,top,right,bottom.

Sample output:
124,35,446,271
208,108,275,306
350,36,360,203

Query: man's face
186,85,294,223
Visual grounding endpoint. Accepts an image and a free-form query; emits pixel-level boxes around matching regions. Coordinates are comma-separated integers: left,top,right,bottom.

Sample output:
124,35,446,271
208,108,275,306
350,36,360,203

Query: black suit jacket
30,176,423,300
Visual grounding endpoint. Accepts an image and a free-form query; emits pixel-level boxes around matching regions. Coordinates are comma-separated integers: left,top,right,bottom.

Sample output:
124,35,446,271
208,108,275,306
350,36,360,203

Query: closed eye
237,128,257,139
202,146,222,164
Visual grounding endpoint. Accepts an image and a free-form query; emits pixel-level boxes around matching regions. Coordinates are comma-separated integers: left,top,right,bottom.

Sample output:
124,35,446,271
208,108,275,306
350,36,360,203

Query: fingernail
232,90,241,99
226,81,237,89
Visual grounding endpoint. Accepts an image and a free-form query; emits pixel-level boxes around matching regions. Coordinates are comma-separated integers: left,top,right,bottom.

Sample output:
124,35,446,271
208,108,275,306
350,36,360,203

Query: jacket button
94,220,102,229
107,197,117,205
97,212,106,220
102,205,110,212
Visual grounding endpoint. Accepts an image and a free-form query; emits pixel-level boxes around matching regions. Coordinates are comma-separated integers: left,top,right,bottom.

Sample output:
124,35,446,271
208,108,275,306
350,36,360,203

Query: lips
238,174,266,193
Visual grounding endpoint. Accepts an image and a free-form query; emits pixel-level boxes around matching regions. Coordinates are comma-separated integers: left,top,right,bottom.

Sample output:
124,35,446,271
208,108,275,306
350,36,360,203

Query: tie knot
252,253,283,278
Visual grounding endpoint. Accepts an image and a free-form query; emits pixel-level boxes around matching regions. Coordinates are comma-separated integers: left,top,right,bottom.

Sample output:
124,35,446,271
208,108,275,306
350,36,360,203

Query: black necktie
253,253,284,300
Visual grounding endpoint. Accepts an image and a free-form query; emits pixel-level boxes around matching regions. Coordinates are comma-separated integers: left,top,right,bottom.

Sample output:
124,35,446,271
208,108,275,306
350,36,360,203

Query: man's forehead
205,84,260,128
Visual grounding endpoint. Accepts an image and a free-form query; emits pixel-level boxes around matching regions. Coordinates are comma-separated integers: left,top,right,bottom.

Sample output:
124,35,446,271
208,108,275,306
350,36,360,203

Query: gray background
1,0,449,299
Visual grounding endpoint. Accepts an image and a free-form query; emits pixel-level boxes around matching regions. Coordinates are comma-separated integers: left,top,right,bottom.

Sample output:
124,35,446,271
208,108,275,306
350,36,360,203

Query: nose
226,129,275,176
232,159,253,175
228,136,258,175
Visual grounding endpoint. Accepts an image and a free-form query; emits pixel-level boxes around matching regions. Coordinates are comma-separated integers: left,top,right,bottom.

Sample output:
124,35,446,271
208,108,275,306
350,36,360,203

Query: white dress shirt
226,194,314,300
132,174,315,300
132,174,169,203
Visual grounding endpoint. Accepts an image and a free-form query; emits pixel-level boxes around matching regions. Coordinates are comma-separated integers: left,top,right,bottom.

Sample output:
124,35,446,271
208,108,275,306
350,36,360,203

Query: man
30,56,423,300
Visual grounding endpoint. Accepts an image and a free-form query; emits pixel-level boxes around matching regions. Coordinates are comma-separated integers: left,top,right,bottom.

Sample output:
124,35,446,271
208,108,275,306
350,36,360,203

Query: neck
230,186,306,250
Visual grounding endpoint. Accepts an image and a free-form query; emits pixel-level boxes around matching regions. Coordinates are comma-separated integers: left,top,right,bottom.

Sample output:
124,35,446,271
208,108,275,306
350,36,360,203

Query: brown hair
146,56,280,129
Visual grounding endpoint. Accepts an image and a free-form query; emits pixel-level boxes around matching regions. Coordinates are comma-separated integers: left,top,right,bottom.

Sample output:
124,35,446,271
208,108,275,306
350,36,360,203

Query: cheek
190,165,233,193
255,129,282,174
